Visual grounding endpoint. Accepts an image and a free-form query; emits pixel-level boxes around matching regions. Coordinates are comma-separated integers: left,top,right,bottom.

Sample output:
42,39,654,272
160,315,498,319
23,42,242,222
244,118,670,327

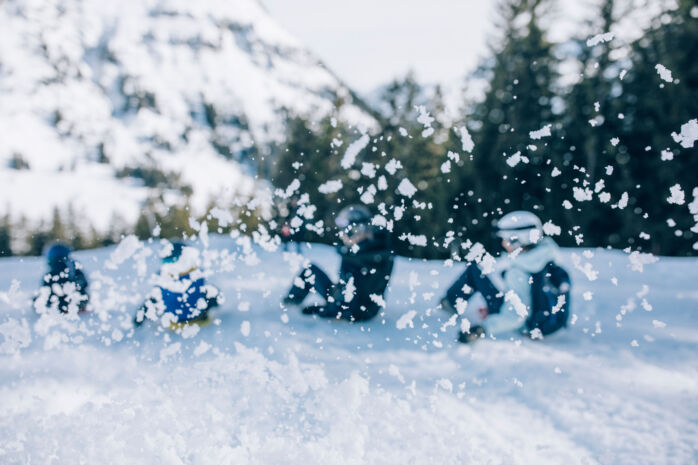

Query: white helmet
495,211,543,246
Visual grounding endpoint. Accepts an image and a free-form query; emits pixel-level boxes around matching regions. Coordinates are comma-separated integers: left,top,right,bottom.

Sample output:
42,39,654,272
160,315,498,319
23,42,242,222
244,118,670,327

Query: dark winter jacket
333,229,394,321
35,260,89,313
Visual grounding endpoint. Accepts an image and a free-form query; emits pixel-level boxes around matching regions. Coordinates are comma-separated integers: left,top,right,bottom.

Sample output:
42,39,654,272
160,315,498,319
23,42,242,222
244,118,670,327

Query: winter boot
440,297,457,314
458,326,485,344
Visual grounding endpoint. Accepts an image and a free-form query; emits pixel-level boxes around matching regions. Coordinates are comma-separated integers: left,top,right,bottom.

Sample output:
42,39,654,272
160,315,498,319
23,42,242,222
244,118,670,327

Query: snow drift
0,236,696,464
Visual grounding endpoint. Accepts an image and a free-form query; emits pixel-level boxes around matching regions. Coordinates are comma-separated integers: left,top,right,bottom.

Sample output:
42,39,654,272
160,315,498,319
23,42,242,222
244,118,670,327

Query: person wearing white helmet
494,210,544,249
441,210,571,343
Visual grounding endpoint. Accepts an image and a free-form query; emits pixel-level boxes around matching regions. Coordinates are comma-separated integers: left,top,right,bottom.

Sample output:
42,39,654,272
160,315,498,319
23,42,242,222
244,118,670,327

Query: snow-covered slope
0,0,375,231
0,237,696,463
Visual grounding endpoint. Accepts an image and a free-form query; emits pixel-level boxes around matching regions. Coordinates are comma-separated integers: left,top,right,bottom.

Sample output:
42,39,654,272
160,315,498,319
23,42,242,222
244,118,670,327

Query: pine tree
273,115,351,243
373,76,457,257
557,0,624,248
613,0,698,255
451,0,560,250
135,211,152,240
65,204,86,250
49,207,66,242
377,71,422,130
0,215,12,257
156,204,195,240
30,223,50,256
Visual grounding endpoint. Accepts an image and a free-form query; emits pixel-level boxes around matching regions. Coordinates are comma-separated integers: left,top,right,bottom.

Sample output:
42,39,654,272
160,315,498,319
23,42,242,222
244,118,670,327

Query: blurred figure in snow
33,243,89,314
134,241,222,329
283,205,394,322
279,196,301,253
441,211,571,343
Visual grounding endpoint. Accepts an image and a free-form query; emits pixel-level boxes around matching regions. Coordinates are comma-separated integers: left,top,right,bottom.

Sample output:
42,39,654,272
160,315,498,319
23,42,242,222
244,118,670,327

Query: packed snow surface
0,236,697,464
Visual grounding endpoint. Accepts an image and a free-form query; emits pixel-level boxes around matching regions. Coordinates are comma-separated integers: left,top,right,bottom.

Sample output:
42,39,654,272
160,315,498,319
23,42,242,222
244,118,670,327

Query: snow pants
444,263,504,314
285,263,376,321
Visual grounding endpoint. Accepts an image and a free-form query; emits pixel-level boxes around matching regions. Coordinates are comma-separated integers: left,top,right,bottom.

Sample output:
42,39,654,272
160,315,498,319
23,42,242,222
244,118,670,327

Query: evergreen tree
135,211,153,240
49,207,66,242
614,0,698,255
377,71,422,129
273,115,352,243
557,0,625,248
156,204,195,240
262,0,695,258
0,215,12,257
65,204,86,250
372,75,457,257
30,223,50,256
451,0,560,251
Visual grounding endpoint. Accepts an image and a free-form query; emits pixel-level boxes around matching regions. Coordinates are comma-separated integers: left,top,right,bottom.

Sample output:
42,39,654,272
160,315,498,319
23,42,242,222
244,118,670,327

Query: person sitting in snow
440,211,571,343
283,205,394,322
33,243,89,314
134,241,222,328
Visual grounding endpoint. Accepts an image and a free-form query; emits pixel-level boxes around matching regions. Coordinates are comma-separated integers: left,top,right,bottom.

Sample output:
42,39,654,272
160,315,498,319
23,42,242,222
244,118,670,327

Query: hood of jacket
508,237,559,274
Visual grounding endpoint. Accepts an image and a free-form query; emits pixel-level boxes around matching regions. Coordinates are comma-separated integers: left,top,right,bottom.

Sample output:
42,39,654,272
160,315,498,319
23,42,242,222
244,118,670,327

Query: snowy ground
0,235,696,464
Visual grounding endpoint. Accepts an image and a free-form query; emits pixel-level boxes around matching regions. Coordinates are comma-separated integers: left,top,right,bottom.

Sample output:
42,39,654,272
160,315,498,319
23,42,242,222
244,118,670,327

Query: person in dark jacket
33,243,89,314
134,242,221,329
283,205,394,322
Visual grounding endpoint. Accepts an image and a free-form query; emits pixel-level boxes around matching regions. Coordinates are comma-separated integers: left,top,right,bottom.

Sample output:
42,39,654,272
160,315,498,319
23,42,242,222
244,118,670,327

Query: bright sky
260,0,495,94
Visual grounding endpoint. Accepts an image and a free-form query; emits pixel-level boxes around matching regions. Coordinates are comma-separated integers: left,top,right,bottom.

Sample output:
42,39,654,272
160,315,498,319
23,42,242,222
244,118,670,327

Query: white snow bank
0,238,696,464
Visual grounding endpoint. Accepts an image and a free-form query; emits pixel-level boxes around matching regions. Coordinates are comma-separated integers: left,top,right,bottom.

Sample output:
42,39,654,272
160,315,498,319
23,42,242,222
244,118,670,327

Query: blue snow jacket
136,271,219,326
159,273,210,323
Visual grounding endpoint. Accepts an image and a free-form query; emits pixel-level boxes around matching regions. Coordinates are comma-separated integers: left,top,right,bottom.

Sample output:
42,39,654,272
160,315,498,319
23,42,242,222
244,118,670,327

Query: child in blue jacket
134,242,221,328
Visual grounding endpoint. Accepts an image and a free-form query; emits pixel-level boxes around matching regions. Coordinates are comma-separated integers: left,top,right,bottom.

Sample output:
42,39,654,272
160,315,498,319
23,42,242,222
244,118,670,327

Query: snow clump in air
457,126,475,153
655,64,674,83
341,133,371,169
628,251,659,272
399,233,427,247
416,106,435,138
529,124,552,140
667,184,685,205
385,158,403,175
671,119,698,148
586,32,614,46
106,235,143,269
318,179,343,194
543,221,561,236
506,151,529,167
397,178,418,198
396,310,418,329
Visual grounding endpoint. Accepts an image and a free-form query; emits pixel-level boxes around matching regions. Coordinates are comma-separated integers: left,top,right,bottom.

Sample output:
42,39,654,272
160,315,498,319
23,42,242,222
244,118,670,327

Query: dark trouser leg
444,263,503,314
315,283,382,321
343,302,380,322
314,298,350,320
284,263,333,305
